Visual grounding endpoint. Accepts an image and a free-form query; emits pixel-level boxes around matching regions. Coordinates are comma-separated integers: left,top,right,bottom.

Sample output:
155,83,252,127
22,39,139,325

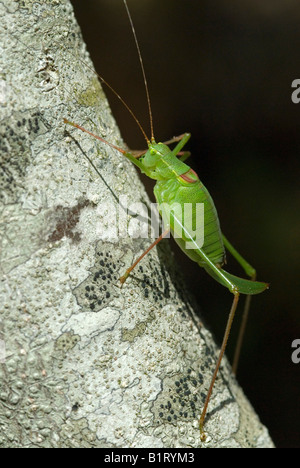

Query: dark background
70,0,300,448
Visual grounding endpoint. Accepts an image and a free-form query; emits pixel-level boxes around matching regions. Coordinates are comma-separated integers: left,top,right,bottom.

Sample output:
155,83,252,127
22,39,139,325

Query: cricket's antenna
95,72,149,143
123,0,155,142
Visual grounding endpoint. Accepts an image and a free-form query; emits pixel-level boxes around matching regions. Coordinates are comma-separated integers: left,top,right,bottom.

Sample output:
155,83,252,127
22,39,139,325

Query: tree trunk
0,0,274,448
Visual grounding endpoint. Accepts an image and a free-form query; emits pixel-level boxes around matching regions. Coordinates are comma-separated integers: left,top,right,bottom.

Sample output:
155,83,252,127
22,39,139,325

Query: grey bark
0,0,274,448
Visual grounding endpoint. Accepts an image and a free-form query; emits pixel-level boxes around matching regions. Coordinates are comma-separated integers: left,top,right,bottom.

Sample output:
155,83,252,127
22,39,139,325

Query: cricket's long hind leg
199,292,240,441
222,234,257,374
231,277,255,374
119,228,170,285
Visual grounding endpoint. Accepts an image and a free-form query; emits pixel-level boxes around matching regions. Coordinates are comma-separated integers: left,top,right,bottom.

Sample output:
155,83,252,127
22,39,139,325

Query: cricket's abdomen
154,172,225,267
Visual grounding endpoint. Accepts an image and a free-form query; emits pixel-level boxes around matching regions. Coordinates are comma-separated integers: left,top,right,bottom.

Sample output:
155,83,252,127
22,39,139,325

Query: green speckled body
154,177,225,267
121,137,266,296
137,141,225,269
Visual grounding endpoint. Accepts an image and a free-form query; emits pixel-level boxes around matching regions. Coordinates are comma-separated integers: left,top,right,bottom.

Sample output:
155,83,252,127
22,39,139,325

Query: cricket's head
138,142,173,180
141,142,167,166
138,141,190,181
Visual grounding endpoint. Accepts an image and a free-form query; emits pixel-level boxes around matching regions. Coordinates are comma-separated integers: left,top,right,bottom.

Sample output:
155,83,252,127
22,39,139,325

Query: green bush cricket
64,0,269,441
